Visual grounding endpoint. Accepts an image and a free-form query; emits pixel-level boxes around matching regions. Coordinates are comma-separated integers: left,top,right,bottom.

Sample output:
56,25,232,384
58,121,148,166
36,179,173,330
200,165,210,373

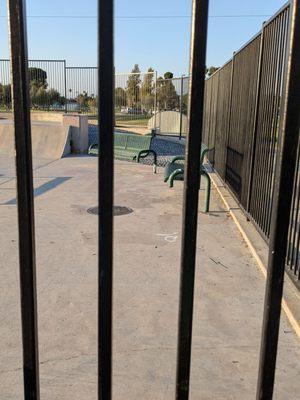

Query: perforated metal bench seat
88,132,157,172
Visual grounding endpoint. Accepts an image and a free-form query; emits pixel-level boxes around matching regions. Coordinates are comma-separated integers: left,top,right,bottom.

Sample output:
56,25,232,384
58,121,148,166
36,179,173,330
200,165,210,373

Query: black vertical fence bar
179,75,184,140
7,0,40,399
64,60,67,113
98,0,114,398
265,10,290,238
256,0,300,398
175,0,209,399
246,28,265,213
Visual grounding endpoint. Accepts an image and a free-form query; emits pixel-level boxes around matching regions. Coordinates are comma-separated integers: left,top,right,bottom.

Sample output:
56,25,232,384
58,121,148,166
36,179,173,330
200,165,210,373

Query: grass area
115,118,149,127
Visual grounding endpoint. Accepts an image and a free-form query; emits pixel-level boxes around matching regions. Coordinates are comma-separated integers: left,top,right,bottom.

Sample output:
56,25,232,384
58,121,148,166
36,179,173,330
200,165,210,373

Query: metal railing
5,1,300,400
202,1,300,287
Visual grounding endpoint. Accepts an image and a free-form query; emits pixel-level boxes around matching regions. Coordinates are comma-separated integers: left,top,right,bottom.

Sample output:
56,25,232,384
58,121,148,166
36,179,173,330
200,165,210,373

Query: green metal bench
163,144,212,212
89,133,157,172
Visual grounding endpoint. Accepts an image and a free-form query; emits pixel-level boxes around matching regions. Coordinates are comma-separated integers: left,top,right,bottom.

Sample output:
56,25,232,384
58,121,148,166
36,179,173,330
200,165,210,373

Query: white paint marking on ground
157,233,178,243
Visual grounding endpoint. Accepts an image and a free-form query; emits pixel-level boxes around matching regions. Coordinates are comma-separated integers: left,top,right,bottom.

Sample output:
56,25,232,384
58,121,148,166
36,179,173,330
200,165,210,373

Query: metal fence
4,0,300,399
202,2,300,287
0,59,189,136
0,59,66,111
66,66,98,114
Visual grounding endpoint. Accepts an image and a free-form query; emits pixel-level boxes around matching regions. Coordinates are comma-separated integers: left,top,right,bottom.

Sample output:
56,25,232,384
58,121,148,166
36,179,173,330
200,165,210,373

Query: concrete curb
208,170,300,339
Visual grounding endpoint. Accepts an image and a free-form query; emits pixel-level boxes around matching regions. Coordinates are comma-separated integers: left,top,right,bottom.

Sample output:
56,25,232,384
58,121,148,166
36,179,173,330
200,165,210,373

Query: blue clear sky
0,0,286,76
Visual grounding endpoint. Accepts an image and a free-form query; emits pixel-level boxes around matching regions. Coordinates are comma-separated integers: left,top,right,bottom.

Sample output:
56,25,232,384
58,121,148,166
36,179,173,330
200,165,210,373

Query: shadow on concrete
3,177,71,205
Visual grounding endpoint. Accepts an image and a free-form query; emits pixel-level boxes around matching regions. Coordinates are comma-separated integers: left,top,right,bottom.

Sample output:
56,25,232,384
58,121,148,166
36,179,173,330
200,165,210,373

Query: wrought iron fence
4,0,300,399
202,2,300,287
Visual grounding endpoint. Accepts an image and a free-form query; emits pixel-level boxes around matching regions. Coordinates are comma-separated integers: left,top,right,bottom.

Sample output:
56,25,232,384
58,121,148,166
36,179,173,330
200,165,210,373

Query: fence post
256,1,300,398
64,60,67,113
222,52,236,179
179,75,184,140
246,26,265,213
98,0,114,398
154,70,158,133
7,0,40,398
175,0,209,398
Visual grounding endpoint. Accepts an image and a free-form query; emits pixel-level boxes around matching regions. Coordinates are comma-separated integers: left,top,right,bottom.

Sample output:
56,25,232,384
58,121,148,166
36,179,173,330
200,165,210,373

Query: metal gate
5,0,300,399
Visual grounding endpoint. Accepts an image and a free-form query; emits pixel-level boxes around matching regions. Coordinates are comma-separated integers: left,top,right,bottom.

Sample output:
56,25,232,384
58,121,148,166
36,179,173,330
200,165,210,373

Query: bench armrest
170,155,185,164
200,146,214,165
88,143,98,155
137,150,157,173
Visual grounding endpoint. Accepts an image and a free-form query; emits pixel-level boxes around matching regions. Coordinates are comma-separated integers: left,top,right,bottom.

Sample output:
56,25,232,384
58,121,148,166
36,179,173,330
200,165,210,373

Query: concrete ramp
0,120,71,159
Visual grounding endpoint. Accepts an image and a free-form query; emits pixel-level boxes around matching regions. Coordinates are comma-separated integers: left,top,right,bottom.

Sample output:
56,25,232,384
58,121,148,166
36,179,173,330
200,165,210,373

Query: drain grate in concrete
87,206,133,216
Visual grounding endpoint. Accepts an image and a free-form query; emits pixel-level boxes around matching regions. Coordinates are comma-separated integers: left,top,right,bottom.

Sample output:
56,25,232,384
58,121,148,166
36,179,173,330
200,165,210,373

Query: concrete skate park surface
0,156,299,399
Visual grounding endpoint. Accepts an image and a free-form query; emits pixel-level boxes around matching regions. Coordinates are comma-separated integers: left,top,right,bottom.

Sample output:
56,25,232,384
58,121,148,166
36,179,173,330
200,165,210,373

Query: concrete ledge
63,114,89,153
207,168,300,338
0,111,65,123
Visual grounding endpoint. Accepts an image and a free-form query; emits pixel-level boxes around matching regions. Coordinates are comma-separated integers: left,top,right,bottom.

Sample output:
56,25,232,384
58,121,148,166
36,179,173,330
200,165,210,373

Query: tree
164,71,173,80
74,91,98,112
47,88,61,104
28,67,48,88
126,64,141,108
182,93,189,114
76,91,89,110
206,66,219,77
115,87,126,109
29,82,40,107
156,71,179,110
140,67,154,112
0,83,12,108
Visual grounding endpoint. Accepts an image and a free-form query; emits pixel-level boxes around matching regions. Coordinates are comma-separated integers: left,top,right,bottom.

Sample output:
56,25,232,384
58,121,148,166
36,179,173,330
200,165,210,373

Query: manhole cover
87,206,133,216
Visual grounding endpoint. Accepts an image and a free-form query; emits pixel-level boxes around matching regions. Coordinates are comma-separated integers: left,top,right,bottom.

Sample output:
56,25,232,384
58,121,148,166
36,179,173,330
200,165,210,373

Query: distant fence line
202,2,299,287
0,60,189,136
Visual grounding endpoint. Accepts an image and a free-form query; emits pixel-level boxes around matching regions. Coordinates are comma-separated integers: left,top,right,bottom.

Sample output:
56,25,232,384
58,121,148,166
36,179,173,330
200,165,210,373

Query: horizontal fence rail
202,1,299,288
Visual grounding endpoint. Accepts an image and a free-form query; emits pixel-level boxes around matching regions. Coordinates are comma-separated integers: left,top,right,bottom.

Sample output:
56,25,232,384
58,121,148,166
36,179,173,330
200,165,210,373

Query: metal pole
256,1,300,399
7,0,40,399
154,70,158,133
64,60,67,113
98,0,114,399
179,75,184,140
175,1,209,399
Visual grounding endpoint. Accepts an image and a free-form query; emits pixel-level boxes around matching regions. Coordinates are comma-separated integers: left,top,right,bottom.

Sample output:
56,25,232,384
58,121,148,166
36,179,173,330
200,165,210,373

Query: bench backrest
126,134,151,150
114,134,127,149
114,133,152,151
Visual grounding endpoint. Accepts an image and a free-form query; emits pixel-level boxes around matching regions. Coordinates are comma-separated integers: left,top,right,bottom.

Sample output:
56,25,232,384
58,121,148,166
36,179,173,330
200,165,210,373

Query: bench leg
137,150,157,173
201,170,211,213
169,168,184,188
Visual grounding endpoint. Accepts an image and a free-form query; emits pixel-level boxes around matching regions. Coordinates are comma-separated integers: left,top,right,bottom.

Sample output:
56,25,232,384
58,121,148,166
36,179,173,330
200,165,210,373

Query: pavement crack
209,257,229,269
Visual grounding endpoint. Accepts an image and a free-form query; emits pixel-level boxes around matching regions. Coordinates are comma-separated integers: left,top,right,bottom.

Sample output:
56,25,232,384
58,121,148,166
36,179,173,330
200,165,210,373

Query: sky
0,0,287,77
